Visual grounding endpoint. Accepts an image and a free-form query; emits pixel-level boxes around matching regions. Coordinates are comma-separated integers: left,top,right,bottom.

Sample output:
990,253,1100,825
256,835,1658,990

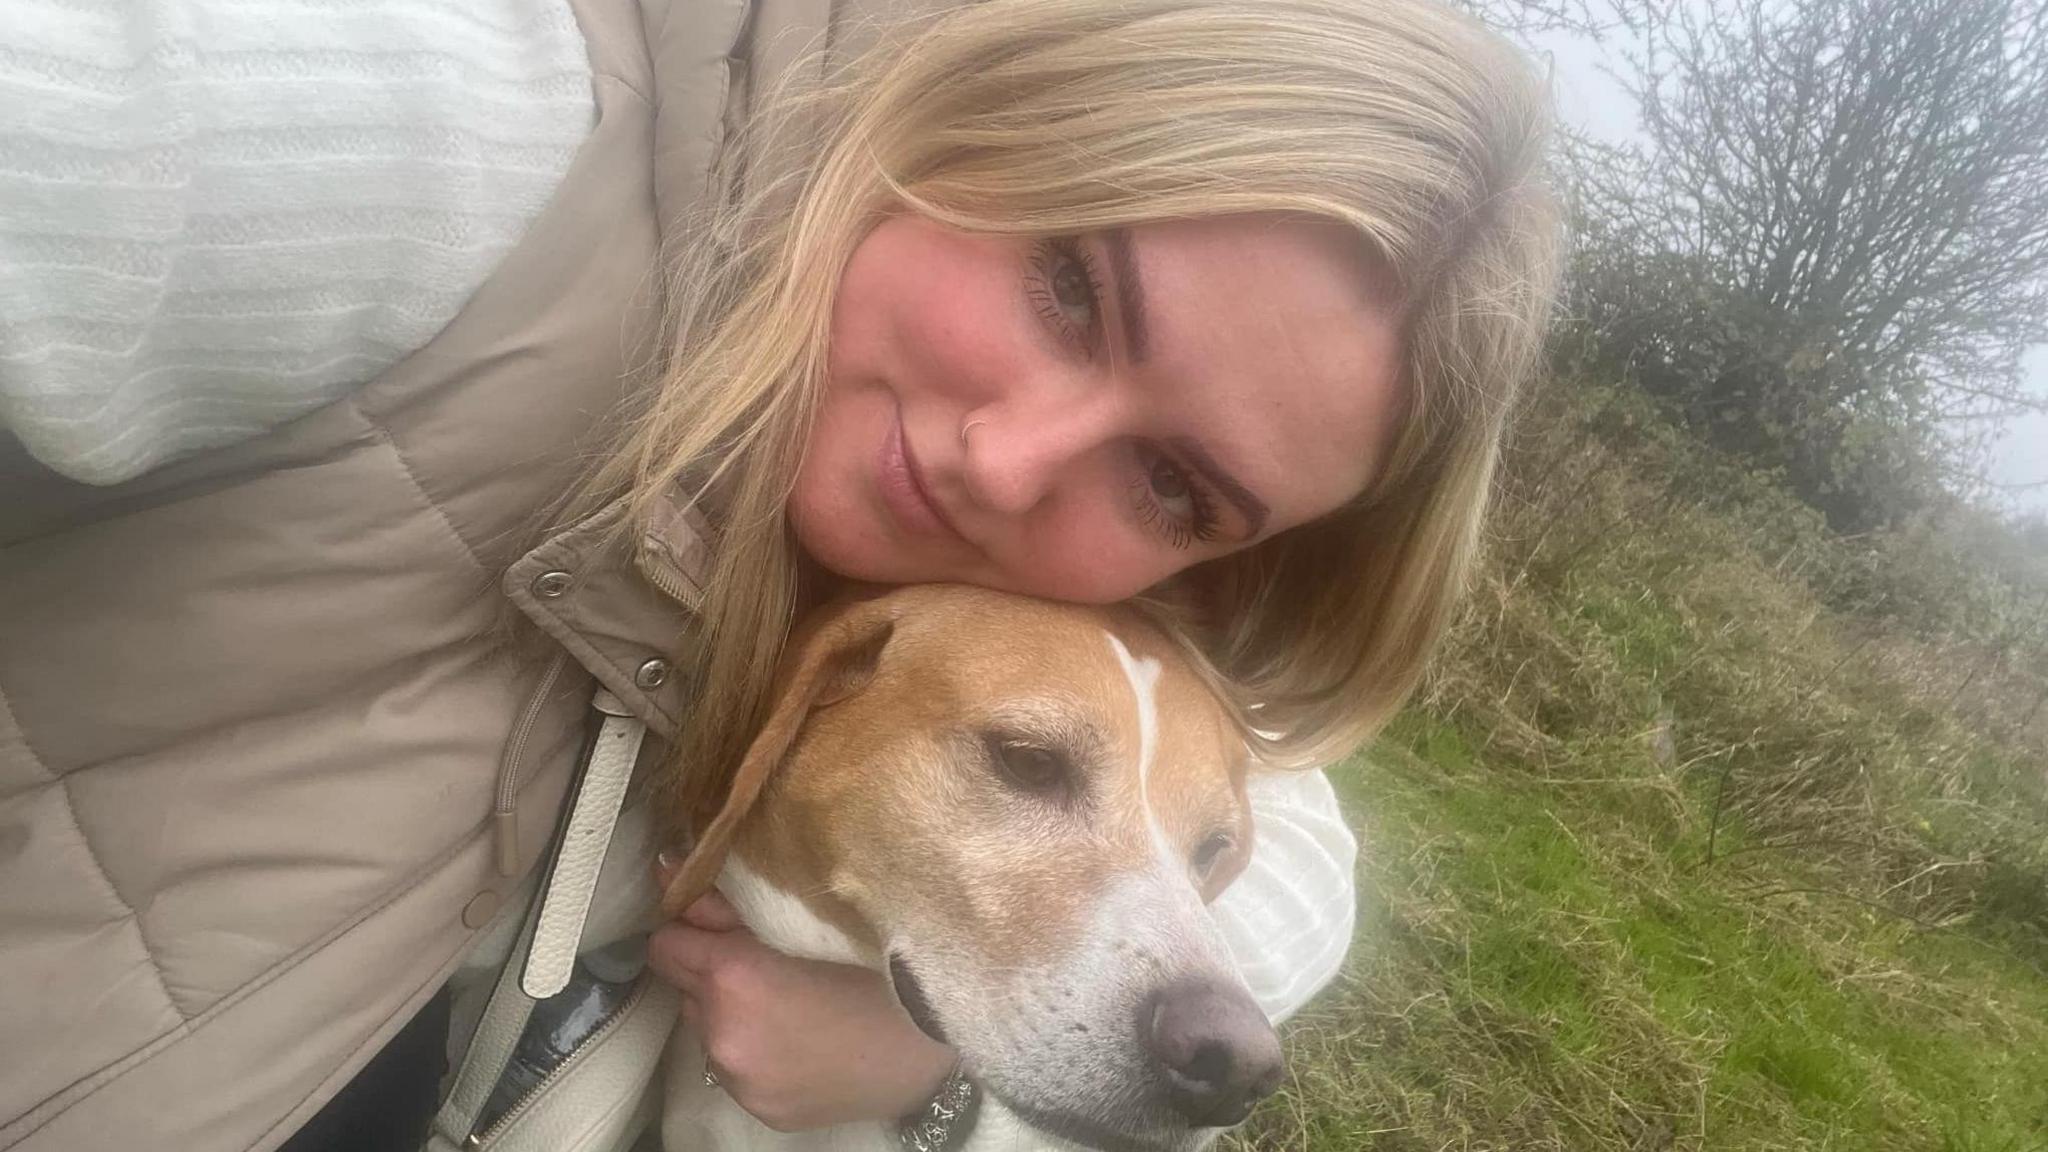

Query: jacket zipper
494,651,571,876
635,542,703,610
464,975,649,1148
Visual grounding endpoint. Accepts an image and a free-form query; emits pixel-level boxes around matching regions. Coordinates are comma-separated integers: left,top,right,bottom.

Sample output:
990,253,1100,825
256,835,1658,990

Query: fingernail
656,848,679,873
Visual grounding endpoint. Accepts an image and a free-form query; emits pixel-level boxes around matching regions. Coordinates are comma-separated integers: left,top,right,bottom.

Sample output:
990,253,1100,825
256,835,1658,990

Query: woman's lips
880,411,963,543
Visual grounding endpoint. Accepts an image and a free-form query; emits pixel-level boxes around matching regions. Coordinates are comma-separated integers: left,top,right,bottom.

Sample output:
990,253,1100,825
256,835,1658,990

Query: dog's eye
1192,832,1235,877
986,737,1070,795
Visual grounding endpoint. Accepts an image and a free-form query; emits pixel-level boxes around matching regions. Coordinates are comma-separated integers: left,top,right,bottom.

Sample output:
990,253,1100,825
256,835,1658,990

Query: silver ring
959,418,987,447
703,1065,720,1088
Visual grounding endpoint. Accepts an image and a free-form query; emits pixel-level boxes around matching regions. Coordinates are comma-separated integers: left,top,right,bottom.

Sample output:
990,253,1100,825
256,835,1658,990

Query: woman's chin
792,512,939,586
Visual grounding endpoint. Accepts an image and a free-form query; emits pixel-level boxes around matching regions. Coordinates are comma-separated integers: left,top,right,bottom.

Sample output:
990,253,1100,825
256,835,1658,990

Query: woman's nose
959,386,1124,518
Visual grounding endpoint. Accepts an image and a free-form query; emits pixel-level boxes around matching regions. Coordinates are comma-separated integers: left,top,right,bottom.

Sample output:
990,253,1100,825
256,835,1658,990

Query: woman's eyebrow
1103,227,1150,363
1167,436,1270,538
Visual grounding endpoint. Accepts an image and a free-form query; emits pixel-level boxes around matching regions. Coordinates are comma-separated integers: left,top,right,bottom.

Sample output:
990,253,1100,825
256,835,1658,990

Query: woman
0,0,1554,1147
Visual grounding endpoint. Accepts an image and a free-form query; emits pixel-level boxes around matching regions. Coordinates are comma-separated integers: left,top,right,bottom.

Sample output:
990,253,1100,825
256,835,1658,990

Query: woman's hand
645,880,957,1133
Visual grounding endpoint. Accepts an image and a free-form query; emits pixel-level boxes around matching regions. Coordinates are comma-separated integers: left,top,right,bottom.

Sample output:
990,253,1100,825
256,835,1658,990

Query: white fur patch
1106,632,1175,863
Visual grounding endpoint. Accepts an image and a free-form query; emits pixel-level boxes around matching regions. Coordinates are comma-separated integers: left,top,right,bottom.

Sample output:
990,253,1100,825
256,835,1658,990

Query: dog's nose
1143,980,1285,1127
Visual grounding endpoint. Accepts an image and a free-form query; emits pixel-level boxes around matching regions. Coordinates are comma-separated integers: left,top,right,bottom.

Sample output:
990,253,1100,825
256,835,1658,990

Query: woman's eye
1129,443,1220,550
1147,455,1193,514
1027,237,1103,352
1052,260,1094,315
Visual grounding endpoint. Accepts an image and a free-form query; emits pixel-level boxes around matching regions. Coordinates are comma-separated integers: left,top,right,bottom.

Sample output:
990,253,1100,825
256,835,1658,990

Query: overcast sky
1524,26,2048,514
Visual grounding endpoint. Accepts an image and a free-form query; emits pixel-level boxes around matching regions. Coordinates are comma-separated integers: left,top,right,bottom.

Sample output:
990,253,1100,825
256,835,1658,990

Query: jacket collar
502,486,713,739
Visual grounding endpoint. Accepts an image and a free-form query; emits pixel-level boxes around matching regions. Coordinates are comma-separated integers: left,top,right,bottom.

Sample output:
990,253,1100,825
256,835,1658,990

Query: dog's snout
1142,980,1284,1127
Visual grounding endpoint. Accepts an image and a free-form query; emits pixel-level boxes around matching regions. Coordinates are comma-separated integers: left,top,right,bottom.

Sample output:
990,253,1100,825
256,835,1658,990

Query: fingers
652,851,746,930
681,889,744,930
647,921,730,993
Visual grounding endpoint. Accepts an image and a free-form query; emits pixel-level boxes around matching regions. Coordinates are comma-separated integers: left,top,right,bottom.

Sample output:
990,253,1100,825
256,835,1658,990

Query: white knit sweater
1218,766,1360,1021
0,0,594,484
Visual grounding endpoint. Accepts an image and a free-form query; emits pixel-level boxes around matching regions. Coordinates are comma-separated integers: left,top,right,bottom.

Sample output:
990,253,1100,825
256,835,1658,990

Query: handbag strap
524,690,646,998
428,689,650,1150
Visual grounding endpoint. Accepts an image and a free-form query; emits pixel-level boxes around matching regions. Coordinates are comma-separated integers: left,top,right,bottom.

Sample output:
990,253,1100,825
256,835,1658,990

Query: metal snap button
635,658,671,690
532,570,574,599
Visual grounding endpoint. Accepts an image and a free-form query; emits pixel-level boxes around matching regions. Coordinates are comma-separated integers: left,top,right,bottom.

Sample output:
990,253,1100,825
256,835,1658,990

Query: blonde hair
572,0,1559,816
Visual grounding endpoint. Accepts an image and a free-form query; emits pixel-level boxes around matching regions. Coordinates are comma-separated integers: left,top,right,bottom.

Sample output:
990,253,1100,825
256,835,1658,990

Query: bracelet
897,1063,980,1152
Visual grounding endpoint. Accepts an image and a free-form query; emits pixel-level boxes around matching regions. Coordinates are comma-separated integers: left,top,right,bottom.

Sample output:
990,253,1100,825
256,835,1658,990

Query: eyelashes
1025,235,1104,353
1129,450,1223,550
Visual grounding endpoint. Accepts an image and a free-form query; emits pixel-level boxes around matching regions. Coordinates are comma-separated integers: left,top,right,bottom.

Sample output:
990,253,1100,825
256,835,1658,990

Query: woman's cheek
893,251,1024,396
1011,520,1168,604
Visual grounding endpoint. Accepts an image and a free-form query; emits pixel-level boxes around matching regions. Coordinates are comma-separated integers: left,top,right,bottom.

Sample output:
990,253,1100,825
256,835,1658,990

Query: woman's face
789,213,1405,603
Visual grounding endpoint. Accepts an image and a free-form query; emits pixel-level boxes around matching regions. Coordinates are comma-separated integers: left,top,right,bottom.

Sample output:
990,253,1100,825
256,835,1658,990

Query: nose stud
959,418,987,447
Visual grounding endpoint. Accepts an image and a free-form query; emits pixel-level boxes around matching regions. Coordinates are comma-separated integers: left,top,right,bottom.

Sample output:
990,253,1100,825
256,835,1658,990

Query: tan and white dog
655,584,1285,1152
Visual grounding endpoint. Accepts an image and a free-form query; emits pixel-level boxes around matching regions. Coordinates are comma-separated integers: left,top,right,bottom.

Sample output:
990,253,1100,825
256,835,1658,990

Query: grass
1225,382,2048,1152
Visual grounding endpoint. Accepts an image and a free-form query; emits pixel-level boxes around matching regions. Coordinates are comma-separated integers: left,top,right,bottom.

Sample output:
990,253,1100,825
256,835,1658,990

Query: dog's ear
659,608,896,916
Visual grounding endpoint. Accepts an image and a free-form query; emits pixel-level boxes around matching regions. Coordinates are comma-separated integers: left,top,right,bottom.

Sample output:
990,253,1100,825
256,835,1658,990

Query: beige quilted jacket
0,0,955,1146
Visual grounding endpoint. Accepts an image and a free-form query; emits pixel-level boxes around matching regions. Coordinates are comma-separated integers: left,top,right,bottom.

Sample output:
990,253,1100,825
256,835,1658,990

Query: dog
655,584,1284,1152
